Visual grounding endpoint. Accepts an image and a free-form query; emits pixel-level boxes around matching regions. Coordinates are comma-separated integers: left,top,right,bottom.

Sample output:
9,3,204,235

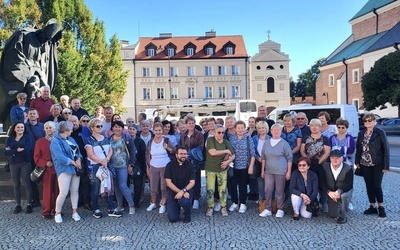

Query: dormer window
165,42,177,57
223,41,236,55
186,48,194,56
167,48,175,56
204,42,216,56
184,42,197,56
147,49,155,56
145,43,157,56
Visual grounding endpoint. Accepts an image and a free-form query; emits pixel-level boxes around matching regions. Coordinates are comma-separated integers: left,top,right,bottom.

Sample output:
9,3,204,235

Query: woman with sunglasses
355,112,390,218
85,118,122,219
10,93,28,124
330,118,356,210
289,157,318,220
62,108,72,121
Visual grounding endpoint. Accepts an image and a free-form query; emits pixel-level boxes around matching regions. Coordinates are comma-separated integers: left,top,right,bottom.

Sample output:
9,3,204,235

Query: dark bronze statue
0,19,62,128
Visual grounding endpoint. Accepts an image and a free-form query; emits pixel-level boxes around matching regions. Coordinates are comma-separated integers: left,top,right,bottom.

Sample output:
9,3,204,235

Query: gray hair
270,123,283,131
140,119,150,126
44,121,56,130
225,115,236,122
58,121,73,134
214,124,224,130
17,93,27,99
50,104,62,112
309,118,322,127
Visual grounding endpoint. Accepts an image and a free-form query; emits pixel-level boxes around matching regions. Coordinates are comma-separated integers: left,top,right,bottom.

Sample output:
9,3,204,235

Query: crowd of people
4,87,391,224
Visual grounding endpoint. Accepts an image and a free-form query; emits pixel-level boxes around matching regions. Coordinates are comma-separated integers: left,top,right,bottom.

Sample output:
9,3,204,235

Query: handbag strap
91,136,108,158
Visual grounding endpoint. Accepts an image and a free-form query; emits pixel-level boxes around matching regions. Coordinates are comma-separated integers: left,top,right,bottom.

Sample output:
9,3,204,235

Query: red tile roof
135,35,248,60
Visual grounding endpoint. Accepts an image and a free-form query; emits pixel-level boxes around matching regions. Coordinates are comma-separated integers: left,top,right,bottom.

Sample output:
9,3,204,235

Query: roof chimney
159,33,172,38
205,29,216,37
120,40,129,47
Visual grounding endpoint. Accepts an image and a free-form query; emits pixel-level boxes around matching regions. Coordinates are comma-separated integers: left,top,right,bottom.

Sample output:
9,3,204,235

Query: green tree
362,50,400,116
296,58,325,99
0,0,128,114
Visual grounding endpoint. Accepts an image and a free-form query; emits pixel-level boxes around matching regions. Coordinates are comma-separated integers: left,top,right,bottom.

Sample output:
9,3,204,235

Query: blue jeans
114,168,134,207
167,190,192,222
89,165,115,211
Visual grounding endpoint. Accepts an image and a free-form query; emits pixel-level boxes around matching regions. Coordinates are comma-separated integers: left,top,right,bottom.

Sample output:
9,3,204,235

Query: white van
268,104,359,137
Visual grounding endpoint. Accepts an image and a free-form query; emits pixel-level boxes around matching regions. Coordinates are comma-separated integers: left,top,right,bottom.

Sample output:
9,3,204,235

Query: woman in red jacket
34,121,59,219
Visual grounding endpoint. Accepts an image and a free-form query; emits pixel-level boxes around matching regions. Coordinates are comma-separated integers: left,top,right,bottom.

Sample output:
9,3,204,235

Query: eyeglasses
296,118,305,120
82,120,90,123
298,164,308,167
127,121,134,123
64,112,71,115
217,131,225,134
95,125,103,128
337,126,346,129
363,119,373,123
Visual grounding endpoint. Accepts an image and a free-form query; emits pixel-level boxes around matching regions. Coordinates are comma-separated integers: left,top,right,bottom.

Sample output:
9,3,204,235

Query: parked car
376,118,400,135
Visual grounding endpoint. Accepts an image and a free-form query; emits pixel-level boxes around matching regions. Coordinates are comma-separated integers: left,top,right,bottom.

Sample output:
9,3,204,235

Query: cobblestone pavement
1,172,400,250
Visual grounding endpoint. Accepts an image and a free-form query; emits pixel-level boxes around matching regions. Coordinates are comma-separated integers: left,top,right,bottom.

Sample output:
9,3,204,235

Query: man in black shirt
164,146,195,223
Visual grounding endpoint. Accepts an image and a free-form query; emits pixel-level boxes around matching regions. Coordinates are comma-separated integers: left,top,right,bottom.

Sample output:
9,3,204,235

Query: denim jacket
50,135,82,177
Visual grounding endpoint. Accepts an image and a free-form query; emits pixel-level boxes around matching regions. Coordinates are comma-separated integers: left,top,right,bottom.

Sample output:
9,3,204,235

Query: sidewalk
0,172,399,249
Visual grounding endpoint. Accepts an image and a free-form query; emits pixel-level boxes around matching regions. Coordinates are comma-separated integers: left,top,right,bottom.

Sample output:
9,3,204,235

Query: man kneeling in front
165,146,196,223
320,149,354,224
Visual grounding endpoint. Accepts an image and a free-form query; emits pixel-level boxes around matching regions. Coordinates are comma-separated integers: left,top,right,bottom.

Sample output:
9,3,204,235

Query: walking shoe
93,210,103,219
364,205,378,215
42,214,52,220
129,207,135,215
259,209,272,217
378,206,386,218
54,214,63,223
108,210,123,217
83,203,93,211
348,202,354,211
25,205,33,214
293,213,300,221
228,203,238,212
238,204,247,213
159,205,166,214
183,215,191,223
31,201,41,208
116,207,125,212
206,208,213,217
214,202,221,212
13,205,22,214
276,209,285,218
72,212,81,222
192,200,199,209
146,203,157,211
221,207,228,217
337,217,347,224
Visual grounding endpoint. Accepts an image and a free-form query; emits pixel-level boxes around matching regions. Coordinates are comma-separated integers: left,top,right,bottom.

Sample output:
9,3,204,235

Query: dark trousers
10,162,32,205
167,190,192,222
193,170,201,200
361,164,384,203
231,169,249,205
310,159,327,205
248,177,258,194
78,173,91,206
131,173,144,206
30,163,40,203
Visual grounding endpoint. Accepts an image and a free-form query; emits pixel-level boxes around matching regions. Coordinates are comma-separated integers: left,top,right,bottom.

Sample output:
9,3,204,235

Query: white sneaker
72,212,81,222
259,209,272,217
229,203,238,212
276,209,284,218
238,204,247,213
159,205,166,214
129,207,135,215
214,202,221,211
348,202,354,211
192,200,199,209
54,214,63,223
146,203,157,211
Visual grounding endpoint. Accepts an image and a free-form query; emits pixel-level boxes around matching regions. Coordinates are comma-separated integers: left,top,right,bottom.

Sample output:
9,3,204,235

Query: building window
352,69,359,83
218,66,226,76
143,88,151,100
231,66,239,75
170,67,178,77
142,68,150,77
171,87,178,99
188,87,195,99
205,66,212,76
156,88,165,100
156,67,164,77
205,87,213,98
226,47,233,55
267,65,274,70
231,86,239,98
187,67,195,76
218,86,226,98
167,48,175,57
267,77,275,93
206,47,214,55
186,48,194,56
353,99,359,111
147,49,155,56
329,74,334,86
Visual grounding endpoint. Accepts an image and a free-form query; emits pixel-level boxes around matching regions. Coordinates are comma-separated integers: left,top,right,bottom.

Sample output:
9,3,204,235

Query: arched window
266,65,274,70
267,77,275,93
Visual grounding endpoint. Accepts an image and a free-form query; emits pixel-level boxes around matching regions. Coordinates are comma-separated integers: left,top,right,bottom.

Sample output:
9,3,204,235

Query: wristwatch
182,188,187,193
